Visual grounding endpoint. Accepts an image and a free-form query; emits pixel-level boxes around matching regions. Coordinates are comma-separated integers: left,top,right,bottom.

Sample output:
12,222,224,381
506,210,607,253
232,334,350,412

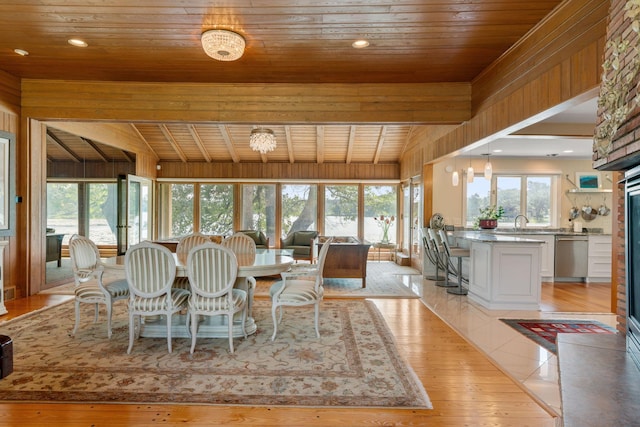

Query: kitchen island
452,231,544,310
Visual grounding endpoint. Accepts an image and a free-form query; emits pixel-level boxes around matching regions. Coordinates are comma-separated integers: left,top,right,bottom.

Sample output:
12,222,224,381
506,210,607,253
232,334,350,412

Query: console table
46,233,64,267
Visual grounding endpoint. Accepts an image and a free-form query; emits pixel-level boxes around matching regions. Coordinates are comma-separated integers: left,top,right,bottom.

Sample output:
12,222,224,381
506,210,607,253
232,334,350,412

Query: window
87,183,117,245
241,184,276,244
158,183,194,238
364,185,397,243
200,184,234,235
282,184,317,237
324,185,358,236
46,183,79,245
465,174,556,228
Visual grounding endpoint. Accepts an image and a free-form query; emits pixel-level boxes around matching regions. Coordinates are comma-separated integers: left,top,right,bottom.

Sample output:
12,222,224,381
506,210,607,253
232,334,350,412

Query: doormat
500,319,616,354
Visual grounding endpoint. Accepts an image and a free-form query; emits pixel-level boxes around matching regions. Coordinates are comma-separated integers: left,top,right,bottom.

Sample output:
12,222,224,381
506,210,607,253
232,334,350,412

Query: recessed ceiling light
352,40,369,48
492,149,503,153
563,150,574,153
68,38,88,47
14,48,29,56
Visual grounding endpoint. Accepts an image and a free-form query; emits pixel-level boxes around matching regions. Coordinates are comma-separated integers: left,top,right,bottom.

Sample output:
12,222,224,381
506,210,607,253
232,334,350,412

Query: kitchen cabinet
512,234,555,280
587,235,612,281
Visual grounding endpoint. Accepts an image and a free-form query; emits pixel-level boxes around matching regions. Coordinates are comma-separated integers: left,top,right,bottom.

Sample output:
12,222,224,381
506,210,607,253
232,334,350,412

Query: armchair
280,230,319,262
236,230,270,249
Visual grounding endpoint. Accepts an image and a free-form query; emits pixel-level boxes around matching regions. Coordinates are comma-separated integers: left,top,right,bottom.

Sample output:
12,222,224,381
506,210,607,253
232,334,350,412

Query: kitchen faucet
514,214,529,231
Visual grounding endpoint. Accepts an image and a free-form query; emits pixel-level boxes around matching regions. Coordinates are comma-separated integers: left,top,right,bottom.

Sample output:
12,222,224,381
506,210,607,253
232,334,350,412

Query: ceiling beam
373,126,387,164
285,126,294,164
81,137,109,162
316,126,324,164
218,125,239,163
188,124,212,163
46,130,81,163
159,125,188,163
346,126,356,164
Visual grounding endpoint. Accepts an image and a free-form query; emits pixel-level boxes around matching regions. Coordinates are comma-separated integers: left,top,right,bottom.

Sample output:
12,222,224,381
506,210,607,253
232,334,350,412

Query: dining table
104,248,294,339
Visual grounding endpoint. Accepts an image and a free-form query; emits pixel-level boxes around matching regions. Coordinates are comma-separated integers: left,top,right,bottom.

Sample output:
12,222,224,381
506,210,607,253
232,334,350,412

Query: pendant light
467,158,474,183
451,158,459,186
484,154,493,180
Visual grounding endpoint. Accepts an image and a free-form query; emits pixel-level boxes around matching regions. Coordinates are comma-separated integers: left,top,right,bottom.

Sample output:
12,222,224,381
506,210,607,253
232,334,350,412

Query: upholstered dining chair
269,237,333,341
68,234,129,339
187,243,247,354
173,233,211,290
124,241,190,354
222,232,257,315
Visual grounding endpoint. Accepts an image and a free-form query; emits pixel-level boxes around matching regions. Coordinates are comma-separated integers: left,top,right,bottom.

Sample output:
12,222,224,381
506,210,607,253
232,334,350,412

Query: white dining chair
186,243,247,354
269,237,333,341
125,241,190,353
68,234,129,339
173,233,211,290
222,232,257,315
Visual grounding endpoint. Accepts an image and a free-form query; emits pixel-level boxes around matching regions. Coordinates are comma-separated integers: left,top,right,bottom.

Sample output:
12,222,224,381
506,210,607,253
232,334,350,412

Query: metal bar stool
438,230,469,295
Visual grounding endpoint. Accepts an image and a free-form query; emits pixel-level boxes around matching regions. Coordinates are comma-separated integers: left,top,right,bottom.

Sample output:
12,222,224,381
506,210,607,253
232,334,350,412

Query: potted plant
476,205,504,229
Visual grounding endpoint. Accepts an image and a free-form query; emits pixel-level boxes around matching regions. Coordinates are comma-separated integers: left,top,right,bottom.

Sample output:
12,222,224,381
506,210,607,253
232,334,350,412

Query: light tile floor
397,273,616,418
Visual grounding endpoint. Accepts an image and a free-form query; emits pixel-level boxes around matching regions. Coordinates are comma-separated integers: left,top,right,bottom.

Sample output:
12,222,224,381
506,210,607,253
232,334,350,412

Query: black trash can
0,335,13,378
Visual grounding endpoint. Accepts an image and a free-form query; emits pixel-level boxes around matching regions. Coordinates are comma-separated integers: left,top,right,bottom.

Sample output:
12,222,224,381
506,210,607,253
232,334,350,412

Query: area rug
500,318,617,354
0,299,431,408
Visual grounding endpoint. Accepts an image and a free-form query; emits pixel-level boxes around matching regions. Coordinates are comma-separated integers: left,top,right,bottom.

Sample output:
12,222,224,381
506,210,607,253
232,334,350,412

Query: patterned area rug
500,318,617,354
0,299,431,408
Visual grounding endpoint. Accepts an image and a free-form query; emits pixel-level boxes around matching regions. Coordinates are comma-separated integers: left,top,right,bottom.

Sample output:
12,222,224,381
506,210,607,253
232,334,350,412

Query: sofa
318,236,371,287
280,230,319,262
236,230,270,249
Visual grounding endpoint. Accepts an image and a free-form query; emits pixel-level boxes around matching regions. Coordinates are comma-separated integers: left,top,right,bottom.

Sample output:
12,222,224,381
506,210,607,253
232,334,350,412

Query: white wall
432,157,613,233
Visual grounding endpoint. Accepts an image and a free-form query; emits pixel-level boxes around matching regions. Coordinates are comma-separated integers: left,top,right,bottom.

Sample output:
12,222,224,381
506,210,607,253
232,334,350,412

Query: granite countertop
456,227,610,237
452,231,546,243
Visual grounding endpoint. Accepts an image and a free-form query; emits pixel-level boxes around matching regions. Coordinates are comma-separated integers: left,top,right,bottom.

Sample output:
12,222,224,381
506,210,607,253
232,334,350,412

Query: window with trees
281,184,317,237
324,185,358,236
88,183,117,245
241,184,276,244
466,174,556,228
46,183,79,245
158,183,194,238
199,184,234,235
364,185,397,243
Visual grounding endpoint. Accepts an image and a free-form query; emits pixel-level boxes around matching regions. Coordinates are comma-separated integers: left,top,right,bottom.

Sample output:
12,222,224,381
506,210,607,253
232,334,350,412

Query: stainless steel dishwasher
554,235,588,279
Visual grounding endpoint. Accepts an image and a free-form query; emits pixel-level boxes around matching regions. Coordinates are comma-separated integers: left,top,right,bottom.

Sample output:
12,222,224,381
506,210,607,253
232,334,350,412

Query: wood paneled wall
0,72,20,299
47,161,135,179
402,0,607,168
158,161,399,181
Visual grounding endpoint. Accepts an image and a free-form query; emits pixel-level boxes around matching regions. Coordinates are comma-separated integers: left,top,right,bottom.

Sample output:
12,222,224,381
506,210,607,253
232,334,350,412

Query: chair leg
93,303,100,323
72,300,81,337
271,303,279,341
228,313,235,353
106,301,113,339
127,312,135,354
190,313,198,354
314,302,320,338
166,313,173,353
446,257,468,295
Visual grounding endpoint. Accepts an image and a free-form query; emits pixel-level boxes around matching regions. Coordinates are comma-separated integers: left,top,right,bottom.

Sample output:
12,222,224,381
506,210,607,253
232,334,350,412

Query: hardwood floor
0,280,610,426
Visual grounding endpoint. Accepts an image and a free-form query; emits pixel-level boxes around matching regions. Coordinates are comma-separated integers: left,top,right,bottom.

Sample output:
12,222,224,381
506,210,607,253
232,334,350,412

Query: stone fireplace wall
594,0,640,333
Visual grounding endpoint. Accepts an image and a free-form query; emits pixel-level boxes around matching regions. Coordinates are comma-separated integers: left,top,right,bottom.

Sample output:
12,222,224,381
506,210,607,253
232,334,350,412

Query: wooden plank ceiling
0,0,564,164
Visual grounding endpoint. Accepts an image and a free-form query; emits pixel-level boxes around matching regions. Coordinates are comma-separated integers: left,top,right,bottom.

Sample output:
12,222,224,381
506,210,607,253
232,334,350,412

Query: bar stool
426,228,456,287
422,232,445,283
437,230,469,295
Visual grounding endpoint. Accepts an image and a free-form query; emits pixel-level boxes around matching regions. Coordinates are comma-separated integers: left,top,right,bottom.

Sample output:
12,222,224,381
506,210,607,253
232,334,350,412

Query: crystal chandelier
249,128,277,154
201,29,245,61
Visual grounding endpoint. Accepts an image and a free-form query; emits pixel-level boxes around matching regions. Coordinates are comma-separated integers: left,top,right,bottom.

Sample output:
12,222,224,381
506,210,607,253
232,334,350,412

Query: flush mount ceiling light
249,128,277,154
352,39,370,48
68,38,88,47
201,29,245,61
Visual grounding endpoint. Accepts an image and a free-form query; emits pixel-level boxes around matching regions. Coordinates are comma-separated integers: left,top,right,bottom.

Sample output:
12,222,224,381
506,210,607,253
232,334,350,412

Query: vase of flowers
476,205,504,229
374,215,395,243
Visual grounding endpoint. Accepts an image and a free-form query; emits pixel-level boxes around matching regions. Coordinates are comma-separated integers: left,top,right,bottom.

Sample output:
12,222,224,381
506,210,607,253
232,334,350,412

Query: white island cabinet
453,232,543,311
587,235,612,282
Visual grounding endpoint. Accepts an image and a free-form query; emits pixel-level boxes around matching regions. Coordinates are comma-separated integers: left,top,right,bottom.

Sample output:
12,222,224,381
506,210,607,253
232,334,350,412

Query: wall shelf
567,189,612,193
